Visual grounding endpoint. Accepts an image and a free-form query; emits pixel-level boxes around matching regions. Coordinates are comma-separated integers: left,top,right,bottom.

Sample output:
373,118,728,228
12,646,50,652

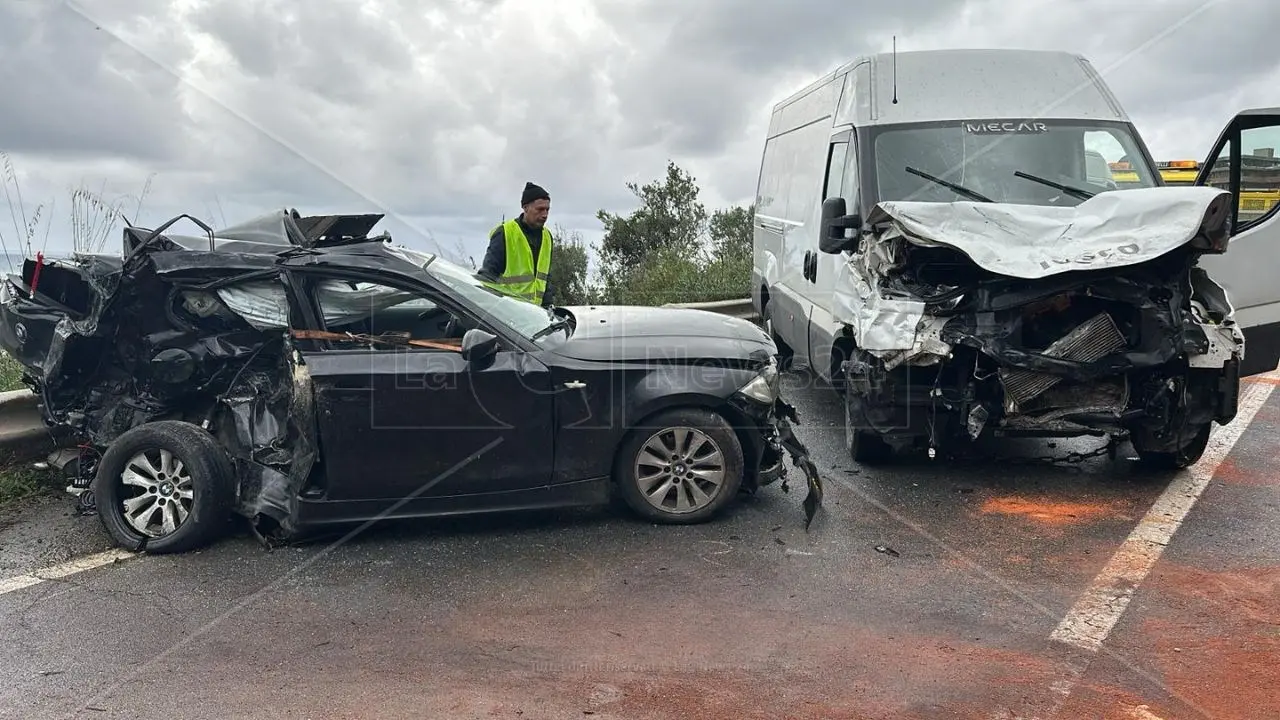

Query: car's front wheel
614,408,744,524
93,421,236,554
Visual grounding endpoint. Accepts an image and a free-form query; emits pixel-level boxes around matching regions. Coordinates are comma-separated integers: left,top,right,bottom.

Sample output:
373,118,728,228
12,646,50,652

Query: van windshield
869,120,1159,206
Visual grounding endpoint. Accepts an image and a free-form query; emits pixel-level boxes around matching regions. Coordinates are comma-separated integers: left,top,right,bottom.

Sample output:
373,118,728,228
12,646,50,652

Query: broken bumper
761,398,824,528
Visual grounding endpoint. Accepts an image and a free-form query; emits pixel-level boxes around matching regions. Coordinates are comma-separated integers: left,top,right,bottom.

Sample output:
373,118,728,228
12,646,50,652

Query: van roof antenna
891,35,899,104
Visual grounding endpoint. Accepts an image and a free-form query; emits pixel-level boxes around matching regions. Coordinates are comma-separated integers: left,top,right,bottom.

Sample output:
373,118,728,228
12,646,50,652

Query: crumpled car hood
866,186,1233,279
548,305,775,363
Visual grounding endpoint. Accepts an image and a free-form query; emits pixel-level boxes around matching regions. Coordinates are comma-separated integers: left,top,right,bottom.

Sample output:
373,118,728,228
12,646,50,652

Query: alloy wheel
633,426,727,515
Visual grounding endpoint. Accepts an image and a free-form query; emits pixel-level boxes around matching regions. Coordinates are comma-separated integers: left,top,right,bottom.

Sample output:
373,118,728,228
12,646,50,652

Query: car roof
128,208,443,277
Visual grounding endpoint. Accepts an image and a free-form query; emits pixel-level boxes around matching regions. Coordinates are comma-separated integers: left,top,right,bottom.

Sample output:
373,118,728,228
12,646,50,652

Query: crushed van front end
835,187,1243,467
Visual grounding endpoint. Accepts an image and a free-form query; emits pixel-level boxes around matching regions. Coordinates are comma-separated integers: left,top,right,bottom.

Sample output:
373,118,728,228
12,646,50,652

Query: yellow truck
1109,158,1280,221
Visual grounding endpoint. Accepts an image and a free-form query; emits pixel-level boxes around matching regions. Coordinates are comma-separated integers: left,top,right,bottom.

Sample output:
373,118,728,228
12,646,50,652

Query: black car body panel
545,305,776,363
0,209,823,540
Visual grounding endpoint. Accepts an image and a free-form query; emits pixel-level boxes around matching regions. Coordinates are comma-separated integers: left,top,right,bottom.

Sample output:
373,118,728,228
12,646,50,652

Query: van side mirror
818,196,863,254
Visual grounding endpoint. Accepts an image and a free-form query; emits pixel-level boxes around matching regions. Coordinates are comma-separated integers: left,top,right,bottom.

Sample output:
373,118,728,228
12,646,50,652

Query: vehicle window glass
842,136,860,207
1202,141,1231,192
872,121,1159,206
824,142,848,199
1237,126,1280,224
373,247,571,345
312,278,465,351
423,257,564,343
1082,130,1128,189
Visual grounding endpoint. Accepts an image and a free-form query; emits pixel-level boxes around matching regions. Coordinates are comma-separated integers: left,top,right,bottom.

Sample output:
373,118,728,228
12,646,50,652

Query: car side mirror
818,196,863,254
460,328,499,362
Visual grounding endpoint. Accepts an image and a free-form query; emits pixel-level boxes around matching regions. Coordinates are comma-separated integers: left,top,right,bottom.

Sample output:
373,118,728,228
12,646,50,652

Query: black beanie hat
521,181,550,206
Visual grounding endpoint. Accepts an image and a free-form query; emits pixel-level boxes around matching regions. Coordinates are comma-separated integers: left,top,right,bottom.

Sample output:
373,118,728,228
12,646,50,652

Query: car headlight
737,359,780,405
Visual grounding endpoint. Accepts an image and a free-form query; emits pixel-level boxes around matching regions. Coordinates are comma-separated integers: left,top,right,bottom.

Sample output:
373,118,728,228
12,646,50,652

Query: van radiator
999,312,1127,410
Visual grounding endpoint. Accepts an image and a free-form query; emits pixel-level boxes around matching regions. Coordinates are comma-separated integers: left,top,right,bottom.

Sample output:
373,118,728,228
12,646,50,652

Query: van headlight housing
736,358,780,405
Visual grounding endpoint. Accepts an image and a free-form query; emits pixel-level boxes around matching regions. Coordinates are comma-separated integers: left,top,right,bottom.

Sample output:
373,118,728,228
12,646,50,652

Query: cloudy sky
1,0,1277,269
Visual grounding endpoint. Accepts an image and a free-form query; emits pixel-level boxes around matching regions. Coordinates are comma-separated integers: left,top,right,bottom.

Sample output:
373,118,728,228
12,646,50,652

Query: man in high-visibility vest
480,182,554,306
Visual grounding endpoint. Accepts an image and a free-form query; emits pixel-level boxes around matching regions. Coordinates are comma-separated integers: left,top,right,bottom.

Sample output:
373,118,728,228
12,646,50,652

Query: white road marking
0,548,137,596
1050,372,1278,652
993,371,1279,720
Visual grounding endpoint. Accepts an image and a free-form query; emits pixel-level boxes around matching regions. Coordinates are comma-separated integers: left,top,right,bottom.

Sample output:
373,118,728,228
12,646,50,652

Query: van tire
762,304,793,368
93,421,236,554
845,398,893,465
1132,422,1211,471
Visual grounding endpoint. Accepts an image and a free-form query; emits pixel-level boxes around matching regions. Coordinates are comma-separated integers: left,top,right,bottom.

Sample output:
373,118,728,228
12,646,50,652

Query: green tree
701,203,754,301
596,161,709,301
593,161,756,306
548,225,592,306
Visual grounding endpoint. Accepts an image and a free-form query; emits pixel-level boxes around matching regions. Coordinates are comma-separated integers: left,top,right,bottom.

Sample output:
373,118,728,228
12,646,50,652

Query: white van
750,48,1280,467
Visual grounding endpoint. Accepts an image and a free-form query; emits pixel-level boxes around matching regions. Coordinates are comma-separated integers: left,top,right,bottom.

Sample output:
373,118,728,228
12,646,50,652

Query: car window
824,141,848,199
423,257,563,342
1203,127,1280,227
311,277,469,351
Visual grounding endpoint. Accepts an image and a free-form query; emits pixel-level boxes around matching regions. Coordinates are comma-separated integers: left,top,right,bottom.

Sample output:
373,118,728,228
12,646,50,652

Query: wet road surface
1,369,1277,719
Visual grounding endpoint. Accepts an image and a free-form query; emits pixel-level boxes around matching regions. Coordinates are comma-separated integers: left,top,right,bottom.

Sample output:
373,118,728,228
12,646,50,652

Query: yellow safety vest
484,219,552,303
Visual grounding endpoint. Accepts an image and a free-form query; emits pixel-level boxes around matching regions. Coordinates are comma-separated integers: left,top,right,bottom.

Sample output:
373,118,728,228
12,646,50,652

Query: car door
293,270,556,502
1193,109,1280,376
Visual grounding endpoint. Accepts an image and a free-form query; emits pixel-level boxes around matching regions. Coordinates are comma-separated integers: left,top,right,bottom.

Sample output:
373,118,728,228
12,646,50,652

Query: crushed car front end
835,186,1243,467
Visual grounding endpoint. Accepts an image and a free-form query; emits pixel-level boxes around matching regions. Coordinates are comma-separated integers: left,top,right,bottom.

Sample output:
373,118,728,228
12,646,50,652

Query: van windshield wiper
904,166,993,203
1013,170,1095,200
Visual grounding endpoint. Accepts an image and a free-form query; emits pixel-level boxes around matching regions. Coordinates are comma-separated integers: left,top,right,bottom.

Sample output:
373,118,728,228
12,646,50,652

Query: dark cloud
0,2,192,162
595,0,960,156
1,0,1275,261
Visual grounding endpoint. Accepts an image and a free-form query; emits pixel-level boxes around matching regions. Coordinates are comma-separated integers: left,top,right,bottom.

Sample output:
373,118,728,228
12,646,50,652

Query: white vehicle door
1194,108,1280,377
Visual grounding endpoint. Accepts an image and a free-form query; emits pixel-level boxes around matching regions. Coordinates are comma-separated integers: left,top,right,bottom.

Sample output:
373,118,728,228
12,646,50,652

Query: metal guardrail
662,298,757,320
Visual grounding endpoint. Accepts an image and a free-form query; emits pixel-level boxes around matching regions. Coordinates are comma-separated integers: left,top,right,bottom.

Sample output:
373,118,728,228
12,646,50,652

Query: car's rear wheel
93,421,236,554
614,408,744,524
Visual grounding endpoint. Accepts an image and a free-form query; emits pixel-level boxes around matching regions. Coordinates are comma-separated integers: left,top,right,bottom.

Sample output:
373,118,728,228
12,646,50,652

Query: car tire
93,420,236,554
614,408,744,525
1132,422,1211,471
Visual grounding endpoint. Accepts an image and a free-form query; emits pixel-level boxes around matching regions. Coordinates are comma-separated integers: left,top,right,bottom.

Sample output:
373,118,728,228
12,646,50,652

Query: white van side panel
753,75,843,365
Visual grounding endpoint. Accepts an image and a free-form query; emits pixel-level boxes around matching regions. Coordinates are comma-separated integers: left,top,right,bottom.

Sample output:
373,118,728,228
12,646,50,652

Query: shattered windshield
419,254,563,341
870,120,1159,206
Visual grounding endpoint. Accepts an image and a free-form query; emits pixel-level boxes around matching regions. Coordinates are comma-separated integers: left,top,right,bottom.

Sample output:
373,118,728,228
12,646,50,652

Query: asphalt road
1,369,1277,720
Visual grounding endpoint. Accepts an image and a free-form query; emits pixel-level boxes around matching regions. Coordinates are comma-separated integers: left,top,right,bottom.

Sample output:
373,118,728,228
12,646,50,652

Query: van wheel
1132,423,1211,471
763,310,793,368
615,408,744,524
846,396,893,465
92,421,236,554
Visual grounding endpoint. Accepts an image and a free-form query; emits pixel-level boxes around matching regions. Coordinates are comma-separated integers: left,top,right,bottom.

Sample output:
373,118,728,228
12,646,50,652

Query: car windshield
870,120,1160,206
391,248,562,341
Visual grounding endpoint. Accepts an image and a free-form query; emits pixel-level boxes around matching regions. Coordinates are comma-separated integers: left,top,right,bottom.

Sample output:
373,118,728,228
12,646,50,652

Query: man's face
523,199,550,228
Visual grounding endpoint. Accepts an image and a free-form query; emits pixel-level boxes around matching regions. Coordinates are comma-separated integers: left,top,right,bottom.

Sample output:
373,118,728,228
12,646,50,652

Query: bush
587,161,754,306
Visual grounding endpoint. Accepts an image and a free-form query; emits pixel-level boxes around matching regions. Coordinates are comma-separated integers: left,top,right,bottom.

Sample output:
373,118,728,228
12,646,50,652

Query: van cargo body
750,48,1280,466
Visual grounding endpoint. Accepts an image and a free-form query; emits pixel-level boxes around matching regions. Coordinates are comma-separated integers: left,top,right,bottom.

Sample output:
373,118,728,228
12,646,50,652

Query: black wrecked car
0,210,822,553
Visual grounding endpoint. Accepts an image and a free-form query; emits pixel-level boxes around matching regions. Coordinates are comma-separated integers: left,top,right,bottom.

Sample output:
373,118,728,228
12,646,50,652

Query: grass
0,460,56,506
0,351,51,505
0,351,26,392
